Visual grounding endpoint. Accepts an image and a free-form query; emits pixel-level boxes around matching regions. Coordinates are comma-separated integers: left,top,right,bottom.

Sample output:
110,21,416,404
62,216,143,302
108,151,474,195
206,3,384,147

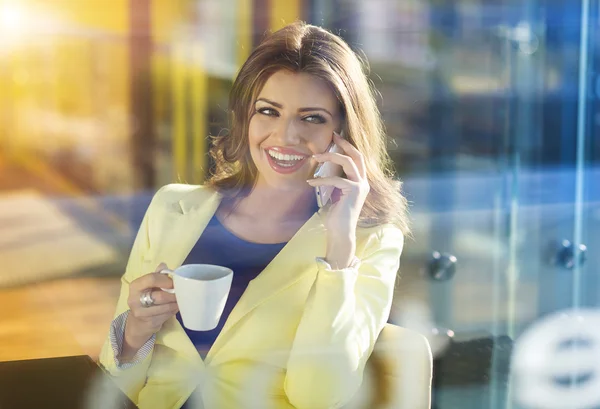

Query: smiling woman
99,21,412,409
208,23,409,233
249,71,341,183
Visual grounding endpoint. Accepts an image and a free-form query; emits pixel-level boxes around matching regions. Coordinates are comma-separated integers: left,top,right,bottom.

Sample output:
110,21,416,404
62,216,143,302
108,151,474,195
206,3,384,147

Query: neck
233,182,317,224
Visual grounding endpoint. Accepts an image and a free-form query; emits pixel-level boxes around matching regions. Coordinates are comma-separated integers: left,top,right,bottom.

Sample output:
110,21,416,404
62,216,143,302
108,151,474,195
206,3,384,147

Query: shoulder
150,183,216,208
154,183,209,199
356,223,404,255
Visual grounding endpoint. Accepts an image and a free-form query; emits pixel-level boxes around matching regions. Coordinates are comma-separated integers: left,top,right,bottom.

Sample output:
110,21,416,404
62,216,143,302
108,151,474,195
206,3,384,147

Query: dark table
0,355,137,409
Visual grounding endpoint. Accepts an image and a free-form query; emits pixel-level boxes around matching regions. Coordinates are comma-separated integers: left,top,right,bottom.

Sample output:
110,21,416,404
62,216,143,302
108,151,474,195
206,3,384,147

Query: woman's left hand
307,131,370,268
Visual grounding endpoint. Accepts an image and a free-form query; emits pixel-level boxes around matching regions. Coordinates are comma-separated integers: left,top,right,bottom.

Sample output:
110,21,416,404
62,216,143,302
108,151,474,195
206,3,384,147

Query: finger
153,262,174,279
154,262,168,273
131,302,179,318
313,152,360,182
145,289,177,305
146,310,180,330
307,176,359,192
128,289,174,310
333,132,366,178
131,272,174,293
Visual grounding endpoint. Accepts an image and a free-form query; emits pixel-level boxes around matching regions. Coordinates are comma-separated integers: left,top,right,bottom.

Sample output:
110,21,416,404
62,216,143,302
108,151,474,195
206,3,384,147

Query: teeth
267,150,305,161
278,162,296,167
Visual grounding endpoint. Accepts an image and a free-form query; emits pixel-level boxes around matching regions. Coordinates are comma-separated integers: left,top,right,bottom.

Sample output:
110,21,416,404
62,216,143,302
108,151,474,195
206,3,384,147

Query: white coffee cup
160,264,233,331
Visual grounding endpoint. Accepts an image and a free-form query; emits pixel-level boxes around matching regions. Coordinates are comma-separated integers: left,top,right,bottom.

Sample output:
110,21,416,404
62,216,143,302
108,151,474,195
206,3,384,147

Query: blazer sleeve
284,225,404,409
97,185,169,403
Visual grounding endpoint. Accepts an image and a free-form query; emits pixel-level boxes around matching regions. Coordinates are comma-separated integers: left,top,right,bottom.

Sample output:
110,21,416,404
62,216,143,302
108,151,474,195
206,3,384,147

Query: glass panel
329,0,597,408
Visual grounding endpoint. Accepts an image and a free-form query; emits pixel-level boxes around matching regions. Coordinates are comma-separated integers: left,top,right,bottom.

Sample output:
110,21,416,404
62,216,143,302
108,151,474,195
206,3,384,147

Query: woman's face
248,70,342,191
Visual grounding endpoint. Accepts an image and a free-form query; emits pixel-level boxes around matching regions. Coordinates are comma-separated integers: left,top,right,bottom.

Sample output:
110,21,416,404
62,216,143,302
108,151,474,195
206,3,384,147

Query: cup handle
159,269,175,294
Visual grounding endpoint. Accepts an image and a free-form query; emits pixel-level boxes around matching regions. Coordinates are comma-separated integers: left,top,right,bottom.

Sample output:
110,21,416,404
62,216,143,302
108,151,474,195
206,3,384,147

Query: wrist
325,234,356,269
124,315,152,352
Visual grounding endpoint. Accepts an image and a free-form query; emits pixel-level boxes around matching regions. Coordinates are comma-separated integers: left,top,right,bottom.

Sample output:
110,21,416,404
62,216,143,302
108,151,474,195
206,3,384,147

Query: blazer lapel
149,187,221,270
150,186,222,364
206,208,329,363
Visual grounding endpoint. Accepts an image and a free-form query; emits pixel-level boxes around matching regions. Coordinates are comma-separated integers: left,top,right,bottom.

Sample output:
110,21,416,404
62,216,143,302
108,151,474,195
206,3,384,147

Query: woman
99,21,409,409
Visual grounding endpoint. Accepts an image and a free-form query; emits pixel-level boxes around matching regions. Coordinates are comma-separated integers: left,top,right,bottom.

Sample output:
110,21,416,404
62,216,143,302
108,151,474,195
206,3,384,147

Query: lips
264,147,310,175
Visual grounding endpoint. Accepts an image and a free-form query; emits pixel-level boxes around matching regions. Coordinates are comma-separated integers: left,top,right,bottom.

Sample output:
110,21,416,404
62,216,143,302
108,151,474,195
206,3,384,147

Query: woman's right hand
122,263,179,360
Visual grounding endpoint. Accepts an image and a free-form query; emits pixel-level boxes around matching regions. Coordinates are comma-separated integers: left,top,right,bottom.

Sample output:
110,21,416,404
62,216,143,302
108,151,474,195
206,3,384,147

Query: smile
265,147,310,174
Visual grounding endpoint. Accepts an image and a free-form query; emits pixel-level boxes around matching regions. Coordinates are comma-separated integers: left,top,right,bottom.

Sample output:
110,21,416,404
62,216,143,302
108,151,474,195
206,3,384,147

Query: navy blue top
175,213,287,359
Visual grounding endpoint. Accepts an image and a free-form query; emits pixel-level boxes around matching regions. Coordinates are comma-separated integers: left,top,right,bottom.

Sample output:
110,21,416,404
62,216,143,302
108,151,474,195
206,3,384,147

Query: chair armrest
345,324,433,409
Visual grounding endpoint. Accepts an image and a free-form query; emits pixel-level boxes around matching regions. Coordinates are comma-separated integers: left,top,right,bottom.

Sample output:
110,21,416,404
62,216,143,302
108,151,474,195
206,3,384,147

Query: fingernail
306,179,315,184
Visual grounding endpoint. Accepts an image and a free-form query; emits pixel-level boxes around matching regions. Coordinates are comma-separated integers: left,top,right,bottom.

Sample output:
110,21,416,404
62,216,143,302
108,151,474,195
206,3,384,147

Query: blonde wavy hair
206,21,410,234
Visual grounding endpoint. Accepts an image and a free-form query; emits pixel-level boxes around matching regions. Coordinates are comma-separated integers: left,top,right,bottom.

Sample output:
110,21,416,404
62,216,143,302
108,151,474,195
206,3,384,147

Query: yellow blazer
99,184,404,409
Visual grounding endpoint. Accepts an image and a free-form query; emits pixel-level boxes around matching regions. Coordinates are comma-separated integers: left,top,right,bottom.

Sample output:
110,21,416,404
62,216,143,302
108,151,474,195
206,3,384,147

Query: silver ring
140,290,155,308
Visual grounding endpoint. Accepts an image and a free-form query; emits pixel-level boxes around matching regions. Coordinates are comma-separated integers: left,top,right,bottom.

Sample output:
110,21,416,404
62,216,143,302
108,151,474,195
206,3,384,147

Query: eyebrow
255,98,334,118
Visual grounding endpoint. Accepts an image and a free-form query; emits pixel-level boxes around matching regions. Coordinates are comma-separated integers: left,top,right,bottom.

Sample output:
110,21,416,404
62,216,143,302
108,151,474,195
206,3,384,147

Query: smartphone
313,131,344,208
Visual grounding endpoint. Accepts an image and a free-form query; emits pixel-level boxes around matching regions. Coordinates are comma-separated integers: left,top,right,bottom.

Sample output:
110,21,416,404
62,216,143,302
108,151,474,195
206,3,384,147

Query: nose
276,119,303,145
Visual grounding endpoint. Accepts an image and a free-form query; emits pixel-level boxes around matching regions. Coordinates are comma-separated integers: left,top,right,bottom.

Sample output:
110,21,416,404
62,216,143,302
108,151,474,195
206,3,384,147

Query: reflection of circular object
512,309,600,409
518,35,539,55
553,240,587,270
427,252,457,281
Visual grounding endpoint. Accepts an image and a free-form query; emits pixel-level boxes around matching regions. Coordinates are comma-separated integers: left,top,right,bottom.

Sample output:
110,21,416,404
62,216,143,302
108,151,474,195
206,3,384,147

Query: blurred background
1,0,599,408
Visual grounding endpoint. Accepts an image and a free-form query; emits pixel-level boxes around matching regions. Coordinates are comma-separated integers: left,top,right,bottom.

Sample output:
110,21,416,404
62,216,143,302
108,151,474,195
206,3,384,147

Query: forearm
286,262,389,408
325,233,356,270
286,227,403,408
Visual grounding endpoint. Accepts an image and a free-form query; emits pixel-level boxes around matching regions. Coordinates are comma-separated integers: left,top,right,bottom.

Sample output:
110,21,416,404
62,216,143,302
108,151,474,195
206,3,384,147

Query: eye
302,114,326,124
257,107,279,117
